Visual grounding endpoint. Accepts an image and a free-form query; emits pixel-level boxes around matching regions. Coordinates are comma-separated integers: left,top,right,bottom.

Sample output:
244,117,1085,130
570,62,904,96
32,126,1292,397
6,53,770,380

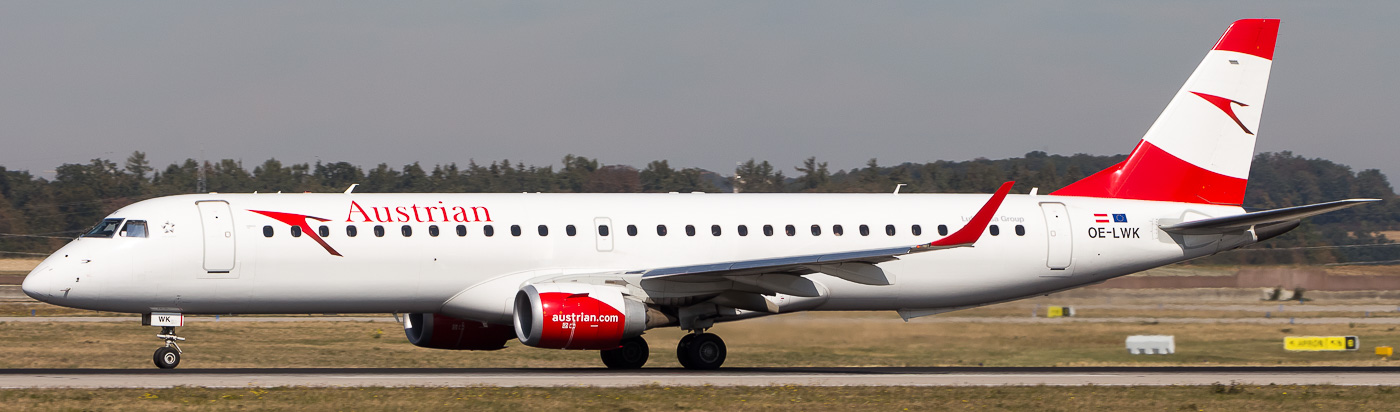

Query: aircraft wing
635,182,1014,284
1159,199,1379,235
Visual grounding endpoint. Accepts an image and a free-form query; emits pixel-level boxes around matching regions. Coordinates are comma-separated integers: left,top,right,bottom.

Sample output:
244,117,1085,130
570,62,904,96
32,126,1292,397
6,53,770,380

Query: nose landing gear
153,326,185,369
144,312,187,369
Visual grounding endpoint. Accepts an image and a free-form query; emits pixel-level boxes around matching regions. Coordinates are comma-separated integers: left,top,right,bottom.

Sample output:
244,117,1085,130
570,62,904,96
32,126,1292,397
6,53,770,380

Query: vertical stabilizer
1053,19,1279,205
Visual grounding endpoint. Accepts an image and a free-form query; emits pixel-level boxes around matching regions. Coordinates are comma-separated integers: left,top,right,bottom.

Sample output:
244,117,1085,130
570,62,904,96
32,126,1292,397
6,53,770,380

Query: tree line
0,151,1394,264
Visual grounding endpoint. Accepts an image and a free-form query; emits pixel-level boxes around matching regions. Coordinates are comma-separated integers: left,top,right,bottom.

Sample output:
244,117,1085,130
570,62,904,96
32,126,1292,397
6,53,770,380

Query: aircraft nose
20,265,51,301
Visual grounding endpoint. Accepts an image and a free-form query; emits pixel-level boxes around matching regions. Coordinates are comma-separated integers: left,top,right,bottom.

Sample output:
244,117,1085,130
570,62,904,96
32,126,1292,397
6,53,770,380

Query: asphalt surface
3,367,1399,388
6,315,1400,325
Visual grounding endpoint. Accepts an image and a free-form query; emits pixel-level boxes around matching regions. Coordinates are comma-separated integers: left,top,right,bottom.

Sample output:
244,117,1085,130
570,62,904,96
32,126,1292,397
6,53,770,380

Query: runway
6,315,1400,325
3,367,1399,388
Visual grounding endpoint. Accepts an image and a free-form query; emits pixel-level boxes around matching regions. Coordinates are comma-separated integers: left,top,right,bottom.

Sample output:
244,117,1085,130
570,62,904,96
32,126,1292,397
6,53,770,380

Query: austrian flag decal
1094,213,1128,223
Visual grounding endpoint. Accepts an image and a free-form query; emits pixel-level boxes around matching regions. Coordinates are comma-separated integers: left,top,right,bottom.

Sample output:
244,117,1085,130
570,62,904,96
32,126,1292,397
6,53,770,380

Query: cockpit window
83,218,124,238
120,220,148,238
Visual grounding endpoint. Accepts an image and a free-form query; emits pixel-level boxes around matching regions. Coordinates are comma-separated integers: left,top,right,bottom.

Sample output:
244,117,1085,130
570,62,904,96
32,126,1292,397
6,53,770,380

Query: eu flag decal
1112,214,1128,223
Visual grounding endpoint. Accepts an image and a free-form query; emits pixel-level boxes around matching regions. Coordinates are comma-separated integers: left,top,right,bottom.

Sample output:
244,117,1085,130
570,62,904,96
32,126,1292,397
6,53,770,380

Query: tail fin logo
1191,91,1254,135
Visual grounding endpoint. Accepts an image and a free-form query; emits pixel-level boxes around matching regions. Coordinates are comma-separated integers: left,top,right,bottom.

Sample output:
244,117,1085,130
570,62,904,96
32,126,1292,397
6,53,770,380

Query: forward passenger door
196,200,237,275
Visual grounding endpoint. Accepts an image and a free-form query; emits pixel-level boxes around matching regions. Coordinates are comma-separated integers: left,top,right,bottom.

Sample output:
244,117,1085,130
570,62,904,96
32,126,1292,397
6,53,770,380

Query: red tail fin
1052,19,1280,206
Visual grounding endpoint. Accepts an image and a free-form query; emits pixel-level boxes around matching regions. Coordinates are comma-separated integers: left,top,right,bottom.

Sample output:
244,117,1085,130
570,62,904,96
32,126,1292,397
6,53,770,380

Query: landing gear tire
601,336,650,369
677,333,725,370
675,333,697,368
152,326,185,369
153,346,181,369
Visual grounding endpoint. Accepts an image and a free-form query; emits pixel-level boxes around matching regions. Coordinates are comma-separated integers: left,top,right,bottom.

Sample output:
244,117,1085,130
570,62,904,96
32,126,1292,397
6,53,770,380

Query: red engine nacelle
512,283,646,350
403,313,516,350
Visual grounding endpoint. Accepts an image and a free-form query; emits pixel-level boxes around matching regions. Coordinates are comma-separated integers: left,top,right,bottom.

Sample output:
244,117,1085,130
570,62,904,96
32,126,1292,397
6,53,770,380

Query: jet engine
512,283,647,350
403,313,516,350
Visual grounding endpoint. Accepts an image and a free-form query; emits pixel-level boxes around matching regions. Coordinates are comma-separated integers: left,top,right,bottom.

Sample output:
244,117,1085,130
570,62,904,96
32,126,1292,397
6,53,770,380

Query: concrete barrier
1126,335,1175,355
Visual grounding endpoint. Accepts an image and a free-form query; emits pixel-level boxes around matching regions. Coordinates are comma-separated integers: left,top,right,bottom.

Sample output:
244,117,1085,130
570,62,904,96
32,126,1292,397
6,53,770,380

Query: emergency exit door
594,217,614,252
197,201,236,272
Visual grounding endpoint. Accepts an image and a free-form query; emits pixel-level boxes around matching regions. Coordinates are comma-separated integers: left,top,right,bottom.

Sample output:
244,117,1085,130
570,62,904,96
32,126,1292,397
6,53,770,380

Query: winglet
917,181,1014,250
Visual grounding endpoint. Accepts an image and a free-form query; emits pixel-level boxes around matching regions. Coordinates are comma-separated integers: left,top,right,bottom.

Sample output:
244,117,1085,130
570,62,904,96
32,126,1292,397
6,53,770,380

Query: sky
1,2,1397,184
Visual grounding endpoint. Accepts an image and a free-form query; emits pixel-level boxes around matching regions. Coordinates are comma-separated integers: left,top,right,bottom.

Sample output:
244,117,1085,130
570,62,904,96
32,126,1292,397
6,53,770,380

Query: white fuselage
23,192,1245,323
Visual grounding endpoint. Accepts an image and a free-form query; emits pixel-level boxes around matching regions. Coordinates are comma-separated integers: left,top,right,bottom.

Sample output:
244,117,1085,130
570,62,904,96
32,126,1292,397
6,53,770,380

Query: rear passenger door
1039,202,1073,275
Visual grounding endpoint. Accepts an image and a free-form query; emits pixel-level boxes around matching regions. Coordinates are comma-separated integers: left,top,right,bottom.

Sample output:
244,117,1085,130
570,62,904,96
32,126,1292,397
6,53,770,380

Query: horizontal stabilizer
1160,199,1378,235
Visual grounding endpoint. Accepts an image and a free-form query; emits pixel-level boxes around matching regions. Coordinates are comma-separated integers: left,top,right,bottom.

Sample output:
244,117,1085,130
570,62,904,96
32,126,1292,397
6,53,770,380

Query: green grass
2,385,1399,411
2,315,1398,369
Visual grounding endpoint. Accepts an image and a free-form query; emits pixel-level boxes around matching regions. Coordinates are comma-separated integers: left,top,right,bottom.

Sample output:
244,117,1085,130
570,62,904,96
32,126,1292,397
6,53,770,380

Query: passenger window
455,225,466,237
347,225,358,237
119,220,147,238
401,225,413,237
627,225,638,236
685,225,696,236
785,225,796,236
885,225,896,236
263,225,274,238
483,225,495,237
83,218,124,238
938,224,949,236
538,225,549,236
657,225,668,236
566,225,577,236
711,225,722,236
810,224,821,236
598,225,610,236
291,226,303,237
911,224,922,236
833,225,844,236
429,225,440,237
511,225,522,237
859,225,870,236
374,225,385,237
1015,225,1026,236
319,225,330,237
738,225,749,236
989,225,1000,236
763,225,774,236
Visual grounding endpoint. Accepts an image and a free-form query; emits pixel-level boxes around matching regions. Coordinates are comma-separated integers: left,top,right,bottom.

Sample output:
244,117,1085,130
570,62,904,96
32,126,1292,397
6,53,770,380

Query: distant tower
197,160,207,193
731,162,743,194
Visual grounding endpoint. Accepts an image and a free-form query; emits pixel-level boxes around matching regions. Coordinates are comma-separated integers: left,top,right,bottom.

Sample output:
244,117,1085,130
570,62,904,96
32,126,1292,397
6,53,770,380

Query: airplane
21,18,1378,370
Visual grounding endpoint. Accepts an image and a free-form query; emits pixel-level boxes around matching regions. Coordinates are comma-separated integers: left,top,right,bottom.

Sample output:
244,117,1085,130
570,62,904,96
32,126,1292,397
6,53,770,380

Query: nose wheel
153,326,185,369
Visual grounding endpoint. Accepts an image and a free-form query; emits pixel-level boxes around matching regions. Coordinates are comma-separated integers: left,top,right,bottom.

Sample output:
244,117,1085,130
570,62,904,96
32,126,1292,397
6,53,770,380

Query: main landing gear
676,332,726,370
598,332,728,370
600,336,650,369
153,326,185,369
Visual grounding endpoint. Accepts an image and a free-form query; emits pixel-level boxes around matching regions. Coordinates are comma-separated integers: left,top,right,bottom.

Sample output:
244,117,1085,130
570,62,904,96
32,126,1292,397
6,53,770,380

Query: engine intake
403,313,515,350
513,283,646,350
